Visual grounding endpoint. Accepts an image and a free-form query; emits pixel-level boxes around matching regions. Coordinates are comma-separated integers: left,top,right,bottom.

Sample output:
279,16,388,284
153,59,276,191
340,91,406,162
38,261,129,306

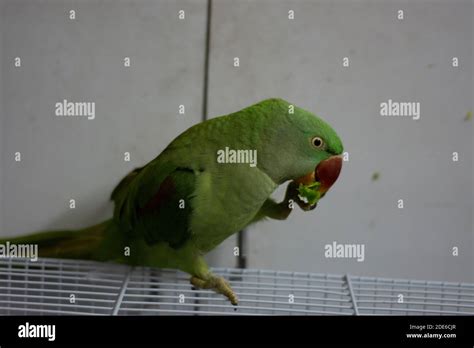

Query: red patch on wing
138,176,175,216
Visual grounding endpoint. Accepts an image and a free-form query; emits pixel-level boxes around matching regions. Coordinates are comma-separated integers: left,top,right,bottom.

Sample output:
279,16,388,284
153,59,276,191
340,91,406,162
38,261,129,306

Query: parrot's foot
190,274,238,305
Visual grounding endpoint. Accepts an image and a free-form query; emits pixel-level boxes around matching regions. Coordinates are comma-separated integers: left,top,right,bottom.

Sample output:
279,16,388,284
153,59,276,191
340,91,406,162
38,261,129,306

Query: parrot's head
257,98,344,194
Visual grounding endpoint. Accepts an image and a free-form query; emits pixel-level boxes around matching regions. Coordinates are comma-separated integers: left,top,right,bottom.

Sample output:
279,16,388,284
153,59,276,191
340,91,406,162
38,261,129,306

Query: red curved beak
315,155,343,194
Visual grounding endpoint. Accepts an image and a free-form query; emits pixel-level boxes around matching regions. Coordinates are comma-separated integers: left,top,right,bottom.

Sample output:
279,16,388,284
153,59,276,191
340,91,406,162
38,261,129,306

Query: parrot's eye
311,136,324,149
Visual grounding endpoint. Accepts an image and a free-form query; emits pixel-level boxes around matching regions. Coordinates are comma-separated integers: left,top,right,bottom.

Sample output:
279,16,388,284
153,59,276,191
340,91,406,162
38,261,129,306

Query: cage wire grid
0,258,473,316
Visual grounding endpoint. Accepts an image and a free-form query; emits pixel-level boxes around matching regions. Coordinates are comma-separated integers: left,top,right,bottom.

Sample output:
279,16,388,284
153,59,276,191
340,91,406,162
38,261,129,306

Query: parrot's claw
296,200,317,211
190,275,238,306
305,202,318,211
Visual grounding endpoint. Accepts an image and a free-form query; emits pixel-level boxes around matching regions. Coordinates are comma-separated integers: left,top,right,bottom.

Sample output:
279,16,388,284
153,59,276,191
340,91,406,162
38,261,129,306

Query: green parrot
1,98,343,305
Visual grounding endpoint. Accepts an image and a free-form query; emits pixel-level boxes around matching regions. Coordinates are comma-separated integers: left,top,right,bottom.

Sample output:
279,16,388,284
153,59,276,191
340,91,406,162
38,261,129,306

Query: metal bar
126,278,349,291
0,279,121,290
2,293,115,303
127,267,347,281
355,299,474,308
0,267,125,279
130,273,347,285
2,300,112,311
355,293,474,303
0,306,104,316
117,308,268,316
0,270,124,283
214,269,347,281
125,284,349,296
345,274,359,316
123,291,352,303
111,266,133,315
118,304,354,315
0,286,123,297
357,306,474,315
354,287,474,297
121,297,353,309
351,277,474,289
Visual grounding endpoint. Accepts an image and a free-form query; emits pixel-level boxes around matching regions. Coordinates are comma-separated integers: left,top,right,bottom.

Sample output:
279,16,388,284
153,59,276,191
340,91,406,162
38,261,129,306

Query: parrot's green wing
110,166,144,203
135,168,196,248
111,158,196,249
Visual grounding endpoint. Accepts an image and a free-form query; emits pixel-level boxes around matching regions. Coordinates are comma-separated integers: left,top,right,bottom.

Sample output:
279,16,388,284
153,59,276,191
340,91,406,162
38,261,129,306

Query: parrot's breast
189,164,277,252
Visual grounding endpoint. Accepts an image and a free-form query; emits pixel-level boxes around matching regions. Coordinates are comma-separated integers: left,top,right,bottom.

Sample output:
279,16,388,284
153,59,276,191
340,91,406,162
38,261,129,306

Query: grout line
201,0,212,122
237,229,247,269
200,0,247,270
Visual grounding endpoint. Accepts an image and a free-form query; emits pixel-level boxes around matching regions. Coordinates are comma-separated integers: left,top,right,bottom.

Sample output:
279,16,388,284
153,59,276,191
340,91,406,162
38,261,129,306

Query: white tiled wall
1,0,472,281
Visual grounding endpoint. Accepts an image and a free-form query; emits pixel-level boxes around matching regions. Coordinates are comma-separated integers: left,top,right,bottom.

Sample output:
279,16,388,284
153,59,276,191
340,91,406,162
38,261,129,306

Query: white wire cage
0,257,473,316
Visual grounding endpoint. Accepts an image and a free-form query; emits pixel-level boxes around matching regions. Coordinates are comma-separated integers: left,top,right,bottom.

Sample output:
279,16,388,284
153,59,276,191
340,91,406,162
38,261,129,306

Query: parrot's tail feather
0,219,112,260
